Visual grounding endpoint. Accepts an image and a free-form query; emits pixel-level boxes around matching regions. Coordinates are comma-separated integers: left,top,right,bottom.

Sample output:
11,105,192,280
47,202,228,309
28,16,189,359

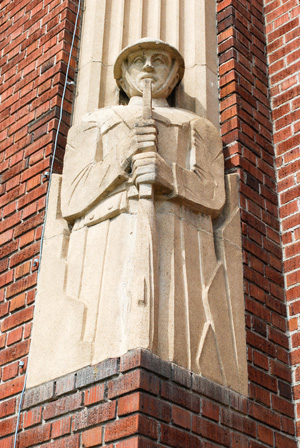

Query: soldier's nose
143,59,154,72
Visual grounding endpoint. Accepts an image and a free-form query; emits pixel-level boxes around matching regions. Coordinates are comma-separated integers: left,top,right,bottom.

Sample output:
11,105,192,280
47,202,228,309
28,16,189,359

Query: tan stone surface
27,176,92,388
214,174,248,395
28,40,247,395
73,0,219,127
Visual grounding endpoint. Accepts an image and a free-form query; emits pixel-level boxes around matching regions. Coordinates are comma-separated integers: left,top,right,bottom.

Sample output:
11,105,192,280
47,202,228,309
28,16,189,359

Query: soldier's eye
133,57,143,64
153,55,168,65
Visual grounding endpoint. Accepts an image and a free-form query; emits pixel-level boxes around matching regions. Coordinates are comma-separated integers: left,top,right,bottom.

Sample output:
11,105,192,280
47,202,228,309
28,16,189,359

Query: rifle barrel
142,79,152,120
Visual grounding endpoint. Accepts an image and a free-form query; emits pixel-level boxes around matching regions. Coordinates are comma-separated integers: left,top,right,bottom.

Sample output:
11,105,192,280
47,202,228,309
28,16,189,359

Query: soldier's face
122,49,173,98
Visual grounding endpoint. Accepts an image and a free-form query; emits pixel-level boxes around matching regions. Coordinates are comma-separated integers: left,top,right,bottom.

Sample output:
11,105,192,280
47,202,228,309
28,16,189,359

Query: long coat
61,100,229,374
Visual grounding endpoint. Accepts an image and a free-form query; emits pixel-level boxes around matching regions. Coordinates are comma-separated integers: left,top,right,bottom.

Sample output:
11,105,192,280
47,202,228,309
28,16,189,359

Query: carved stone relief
27,39,247,395
73,0,219,128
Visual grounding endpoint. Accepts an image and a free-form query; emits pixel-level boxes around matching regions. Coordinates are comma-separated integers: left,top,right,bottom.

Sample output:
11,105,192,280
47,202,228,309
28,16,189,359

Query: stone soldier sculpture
28,38,247,392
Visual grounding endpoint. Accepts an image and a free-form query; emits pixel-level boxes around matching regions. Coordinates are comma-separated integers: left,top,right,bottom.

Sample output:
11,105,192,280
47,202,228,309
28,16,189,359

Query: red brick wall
217,0,297,444
0,0,80,441
263,0,300,438
0,0,299,446
1,349,298,448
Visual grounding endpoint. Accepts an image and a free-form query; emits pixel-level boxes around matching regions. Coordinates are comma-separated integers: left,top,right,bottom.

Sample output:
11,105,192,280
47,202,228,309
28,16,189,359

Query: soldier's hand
121,121,157,173
132,120,157,153
132,152,173,192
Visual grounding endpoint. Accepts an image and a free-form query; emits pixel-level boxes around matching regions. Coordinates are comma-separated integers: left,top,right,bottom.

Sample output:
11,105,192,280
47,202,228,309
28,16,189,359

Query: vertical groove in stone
160,0,180,48
160,0,166,42
178,0,197,114
178,0,184,56
141,0,161,38
140,0,146,39
98,0,109,109
183,0,197,67
96,0,108,66
120,0,128,48
74,0,219,126
99,0,127,108
175,0,180,50
141,0,147,37
73,0,107,121
157,0,162,39
123,0,143,48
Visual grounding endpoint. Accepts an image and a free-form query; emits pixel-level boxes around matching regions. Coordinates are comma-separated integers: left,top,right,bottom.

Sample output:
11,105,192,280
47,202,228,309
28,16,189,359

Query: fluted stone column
73,0,219,127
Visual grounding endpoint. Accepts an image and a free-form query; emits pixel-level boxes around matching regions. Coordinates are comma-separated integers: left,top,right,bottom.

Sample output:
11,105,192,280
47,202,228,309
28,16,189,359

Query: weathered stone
27,39,246,395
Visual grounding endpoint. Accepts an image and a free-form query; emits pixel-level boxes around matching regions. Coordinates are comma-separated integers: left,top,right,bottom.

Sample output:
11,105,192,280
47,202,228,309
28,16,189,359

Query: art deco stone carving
27,39,247,395
73,0,219,127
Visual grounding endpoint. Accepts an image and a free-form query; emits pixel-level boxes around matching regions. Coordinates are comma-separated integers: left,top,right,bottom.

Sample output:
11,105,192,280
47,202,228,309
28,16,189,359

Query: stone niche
27,0,247,396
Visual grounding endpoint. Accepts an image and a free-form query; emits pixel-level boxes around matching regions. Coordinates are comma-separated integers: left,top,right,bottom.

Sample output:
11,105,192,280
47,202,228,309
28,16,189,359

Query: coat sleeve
172,117,225,218
61,116,127,222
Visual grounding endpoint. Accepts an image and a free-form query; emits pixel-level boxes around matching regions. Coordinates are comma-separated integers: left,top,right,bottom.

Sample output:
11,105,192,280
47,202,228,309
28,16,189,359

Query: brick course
218,0,297,444
0,350,296,447
0,0,81,443
263,0,300,439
